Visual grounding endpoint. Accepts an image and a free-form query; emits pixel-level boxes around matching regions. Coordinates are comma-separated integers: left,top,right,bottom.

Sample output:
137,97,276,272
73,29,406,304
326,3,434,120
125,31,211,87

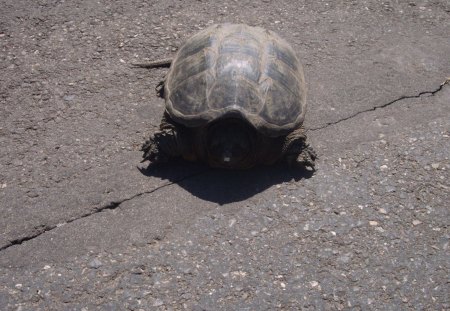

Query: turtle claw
285,143,317,171
141,118,184,166
155,81,165,98
283,126,316,171
141,136,170,165
295,145,317,171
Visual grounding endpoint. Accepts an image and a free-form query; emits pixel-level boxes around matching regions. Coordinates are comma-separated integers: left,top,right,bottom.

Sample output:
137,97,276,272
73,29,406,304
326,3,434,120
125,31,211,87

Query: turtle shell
164,24,307,137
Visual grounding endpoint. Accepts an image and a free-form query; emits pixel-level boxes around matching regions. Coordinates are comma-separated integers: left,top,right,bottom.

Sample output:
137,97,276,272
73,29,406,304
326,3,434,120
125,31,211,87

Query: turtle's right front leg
141,130,176,165
141,113,192,165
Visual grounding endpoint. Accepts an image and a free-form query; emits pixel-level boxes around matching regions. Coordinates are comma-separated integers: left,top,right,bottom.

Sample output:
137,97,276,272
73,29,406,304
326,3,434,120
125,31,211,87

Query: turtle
138,23,316,170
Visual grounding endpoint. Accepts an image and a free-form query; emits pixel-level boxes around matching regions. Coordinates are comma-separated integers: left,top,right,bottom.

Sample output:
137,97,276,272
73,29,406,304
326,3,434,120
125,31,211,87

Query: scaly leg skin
141,131,174,165
141,114,183,165
283,125,317,171
155,80,165,98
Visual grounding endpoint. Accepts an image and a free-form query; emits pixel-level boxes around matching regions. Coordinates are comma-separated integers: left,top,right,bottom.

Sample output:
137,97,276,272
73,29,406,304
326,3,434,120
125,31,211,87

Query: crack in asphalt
309,79,449,131
1,80,448,253
0,169,209,252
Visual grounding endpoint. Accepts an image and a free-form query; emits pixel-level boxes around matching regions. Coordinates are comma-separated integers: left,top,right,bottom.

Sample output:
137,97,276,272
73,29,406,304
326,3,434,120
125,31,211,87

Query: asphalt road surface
1,0,449,310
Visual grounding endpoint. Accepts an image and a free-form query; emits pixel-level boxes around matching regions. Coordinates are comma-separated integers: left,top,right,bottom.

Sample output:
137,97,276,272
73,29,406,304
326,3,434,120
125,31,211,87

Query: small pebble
380,165,388,171
63,94,75,101
153,299,164,307
375,226,385,233
385,186,396,193
369,221,378,226
228,218,236,227
412,220,422,226
338,254,351,263
431,163,439,169
89,258,103,269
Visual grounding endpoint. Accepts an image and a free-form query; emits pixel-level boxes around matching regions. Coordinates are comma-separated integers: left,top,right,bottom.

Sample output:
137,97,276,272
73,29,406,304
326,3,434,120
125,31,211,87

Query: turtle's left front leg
282,125,317,171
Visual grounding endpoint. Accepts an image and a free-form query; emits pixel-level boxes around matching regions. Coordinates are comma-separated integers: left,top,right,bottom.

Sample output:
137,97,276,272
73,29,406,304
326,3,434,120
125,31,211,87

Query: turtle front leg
282,126,317,171
141,113,192,165
141,130,176,165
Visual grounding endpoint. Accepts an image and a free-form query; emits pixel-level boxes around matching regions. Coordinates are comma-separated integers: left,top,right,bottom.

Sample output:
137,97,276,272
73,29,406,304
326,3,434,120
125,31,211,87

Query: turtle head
206,119,256,169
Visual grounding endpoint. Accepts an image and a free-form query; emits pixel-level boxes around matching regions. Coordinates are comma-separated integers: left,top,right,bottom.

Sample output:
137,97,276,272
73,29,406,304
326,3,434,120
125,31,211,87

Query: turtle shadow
139,159,314,205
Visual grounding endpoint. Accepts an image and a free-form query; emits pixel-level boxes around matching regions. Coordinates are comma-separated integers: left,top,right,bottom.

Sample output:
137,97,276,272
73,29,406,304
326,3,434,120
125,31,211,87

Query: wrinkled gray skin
141,24,316,170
